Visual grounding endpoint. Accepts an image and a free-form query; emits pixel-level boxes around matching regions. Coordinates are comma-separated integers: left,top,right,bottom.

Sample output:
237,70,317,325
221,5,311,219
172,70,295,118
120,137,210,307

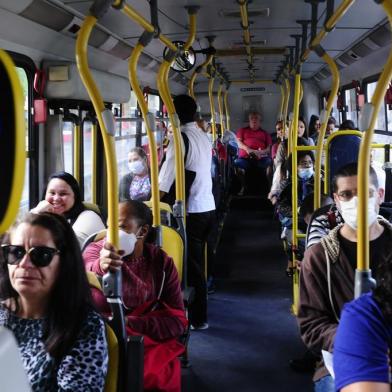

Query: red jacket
83,241,186,341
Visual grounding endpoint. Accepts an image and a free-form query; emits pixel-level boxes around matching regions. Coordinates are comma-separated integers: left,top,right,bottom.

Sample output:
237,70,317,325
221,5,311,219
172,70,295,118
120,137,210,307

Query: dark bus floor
182,196,313,392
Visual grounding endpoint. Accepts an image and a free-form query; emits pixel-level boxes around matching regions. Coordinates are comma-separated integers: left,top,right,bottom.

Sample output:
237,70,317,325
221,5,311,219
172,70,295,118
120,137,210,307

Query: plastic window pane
116,137,136,182
148,94,160,115
366,82,386,131
16,67,30,216
62,122,73,174
387,106,392,133
83,119,92,201
122,91,138,118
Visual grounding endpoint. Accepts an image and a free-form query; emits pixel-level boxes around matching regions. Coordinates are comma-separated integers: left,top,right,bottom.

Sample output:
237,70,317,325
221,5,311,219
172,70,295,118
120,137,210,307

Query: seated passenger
83,200,187,392
298,163,392,392
334,252,392,392
339,120,357,131
277,151,316,229
31,171,105,247
326,116,337,136
271,120,284,164
309,114,321,143
119,147,151,202
268,117,314,205
0,213,108,391
234,111,272,196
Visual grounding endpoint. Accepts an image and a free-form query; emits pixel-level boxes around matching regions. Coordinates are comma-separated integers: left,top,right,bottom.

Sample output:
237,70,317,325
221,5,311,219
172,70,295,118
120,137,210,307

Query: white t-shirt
159,122,216,213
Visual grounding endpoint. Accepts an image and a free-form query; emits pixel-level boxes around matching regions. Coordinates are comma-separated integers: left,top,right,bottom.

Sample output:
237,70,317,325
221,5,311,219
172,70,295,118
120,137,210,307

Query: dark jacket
298,218,392,381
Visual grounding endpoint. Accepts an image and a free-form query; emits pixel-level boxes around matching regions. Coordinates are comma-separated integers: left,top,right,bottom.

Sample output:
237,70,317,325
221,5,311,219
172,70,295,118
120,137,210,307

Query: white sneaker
190,323,209,331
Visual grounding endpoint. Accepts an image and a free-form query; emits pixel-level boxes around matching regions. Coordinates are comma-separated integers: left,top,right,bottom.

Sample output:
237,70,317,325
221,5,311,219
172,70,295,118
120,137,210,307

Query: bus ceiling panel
0,0,35,14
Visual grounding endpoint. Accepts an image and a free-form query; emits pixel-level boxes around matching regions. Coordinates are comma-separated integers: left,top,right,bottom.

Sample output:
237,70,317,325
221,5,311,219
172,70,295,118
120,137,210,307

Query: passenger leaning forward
31,171,105,247
298,162,392,392
83,200,187,392
0,213,108,391
159,94,216,330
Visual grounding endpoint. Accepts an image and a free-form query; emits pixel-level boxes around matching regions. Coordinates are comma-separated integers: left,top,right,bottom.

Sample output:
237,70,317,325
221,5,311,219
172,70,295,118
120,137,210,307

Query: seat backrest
143,200,172,214
83,201,101,215
0,327,31,392
328,135,361,193
81,229,107,253
86,272,119,392
161,225,184,282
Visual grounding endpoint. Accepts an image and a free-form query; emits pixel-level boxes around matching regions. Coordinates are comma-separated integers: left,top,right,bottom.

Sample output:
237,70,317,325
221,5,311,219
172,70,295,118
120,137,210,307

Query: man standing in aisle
159,95,216,330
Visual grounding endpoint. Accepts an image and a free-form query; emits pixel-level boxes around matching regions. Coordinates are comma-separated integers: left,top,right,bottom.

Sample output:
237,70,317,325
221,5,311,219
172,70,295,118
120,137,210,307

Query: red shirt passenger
235,111,273,195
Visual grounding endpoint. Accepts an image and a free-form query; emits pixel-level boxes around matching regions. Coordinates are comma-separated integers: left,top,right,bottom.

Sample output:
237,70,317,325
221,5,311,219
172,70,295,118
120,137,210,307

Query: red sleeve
236,128,244,141
127,249,186,341
82,240,105,275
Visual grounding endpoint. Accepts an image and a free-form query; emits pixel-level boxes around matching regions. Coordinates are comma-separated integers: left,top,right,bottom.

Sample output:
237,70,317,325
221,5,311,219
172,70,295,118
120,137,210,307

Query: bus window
122,91,138,118
387,107,392,133
345,88,359,128
148,94,160,115
83,118,92,201
62,121,73,174
16,67,30,216
367,81,386,131
115,119,137,181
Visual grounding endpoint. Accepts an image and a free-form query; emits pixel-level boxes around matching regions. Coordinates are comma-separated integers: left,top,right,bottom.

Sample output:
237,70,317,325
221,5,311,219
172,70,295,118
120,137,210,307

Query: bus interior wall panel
43,61,131,104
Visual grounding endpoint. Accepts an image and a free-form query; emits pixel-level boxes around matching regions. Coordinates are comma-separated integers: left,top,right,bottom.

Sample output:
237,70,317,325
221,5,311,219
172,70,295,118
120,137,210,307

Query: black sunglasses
1,245,60,267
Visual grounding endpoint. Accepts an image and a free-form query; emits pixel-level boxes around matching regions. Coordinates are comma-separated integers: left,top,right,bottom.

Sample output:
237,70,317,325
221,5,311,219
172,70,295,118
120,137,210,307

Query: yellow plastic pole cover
224,90,230,131
0,49,25,234
208,75,217,142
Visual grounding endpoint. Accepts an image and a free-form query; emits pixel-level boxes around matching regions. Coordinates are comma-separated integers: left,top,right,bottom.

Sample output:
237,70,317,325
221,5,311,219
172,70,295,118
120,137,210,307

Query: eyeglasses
1,245,60,267
337,188,376,202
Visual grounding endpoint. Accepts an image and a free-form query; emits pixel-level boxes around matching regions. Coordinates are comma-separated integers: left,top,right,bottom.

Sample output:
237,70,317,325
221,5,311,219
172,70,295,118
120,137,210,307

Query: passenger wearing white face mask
119,147,151,202
83,200,186,391
298,162,392,392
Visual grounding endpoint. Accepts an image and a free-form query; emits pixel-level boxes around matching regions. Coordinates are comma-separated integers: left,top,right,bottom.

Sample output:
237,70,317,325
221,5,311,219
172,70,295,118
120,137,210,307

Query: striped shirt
306,204,343,248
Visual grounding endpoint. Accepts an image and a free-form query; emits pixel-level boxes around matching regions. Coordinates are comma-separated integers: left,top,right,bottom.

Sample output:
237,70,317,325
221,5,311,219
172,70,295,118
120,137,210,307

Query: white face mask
128,160,145,176
298,167,314,180
338,196,378,230
118,229,137,257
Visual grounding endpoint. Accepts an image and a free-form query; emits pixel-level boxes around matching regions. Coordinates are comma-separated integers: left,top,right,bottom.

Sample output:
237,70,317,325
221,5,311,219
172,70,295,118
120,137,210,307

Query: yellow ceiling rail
188,53,214,100
284,78,291,154
356,0,392,296
76,14,118,248
208,71,217,142
129,40,161,232
231,79,273,84
313,47,340,211
217,82,225,134
224,89,230,131
278,84,285,121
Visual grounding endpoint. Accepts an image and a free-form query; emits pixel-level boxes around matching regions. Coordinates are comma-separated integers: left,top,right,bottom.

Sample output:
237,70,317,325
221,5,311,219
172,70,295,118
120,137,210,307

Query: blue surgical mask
298,167,314,180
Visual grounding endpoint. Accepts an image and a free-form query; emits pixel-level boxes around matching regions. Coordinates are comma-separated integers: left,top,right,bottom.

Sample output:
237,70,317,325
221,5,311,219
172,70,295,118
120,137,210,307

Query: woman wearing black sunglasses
31,172,105,247
0,213,108,391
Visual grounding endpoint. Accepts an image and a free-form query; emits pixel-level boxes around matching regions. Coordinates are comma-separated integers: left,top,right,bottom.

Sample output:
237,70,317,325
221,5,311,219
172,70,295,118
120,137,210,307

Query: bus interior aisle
183,196,313,392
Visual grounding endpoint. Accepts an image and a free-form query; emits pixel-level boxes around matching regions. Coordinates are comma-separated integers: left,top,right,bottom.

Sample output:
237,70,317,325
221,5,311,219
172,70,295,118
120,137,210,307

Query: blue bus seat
328,134,361,193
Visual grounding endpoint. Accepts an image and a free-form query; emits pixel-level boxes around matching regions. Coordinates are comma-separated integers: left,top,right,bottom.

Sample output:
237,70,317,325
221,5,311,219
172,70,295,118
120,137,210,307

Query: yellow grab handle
217,83,225,135
208,74,217,142
224,89,230,131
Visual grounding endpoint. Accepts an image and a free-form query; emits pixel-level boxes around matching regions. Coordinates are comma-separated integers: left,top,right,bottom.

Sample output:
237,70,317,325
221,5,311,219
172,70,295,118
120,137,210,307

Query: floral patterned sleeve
57,311,108,391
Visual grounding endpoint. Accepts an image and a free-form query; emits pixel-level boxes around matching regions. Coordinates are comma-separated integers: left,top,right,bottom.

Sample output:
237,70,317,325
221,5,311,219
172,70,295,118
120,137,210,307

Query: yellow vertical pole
278,84,285,120
76,15,118,247
313,48,340,210
217,83,225,135
356,0,392,296
208,73,217,142
224,89,230,131
291,71,301,315
129,42,160,230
